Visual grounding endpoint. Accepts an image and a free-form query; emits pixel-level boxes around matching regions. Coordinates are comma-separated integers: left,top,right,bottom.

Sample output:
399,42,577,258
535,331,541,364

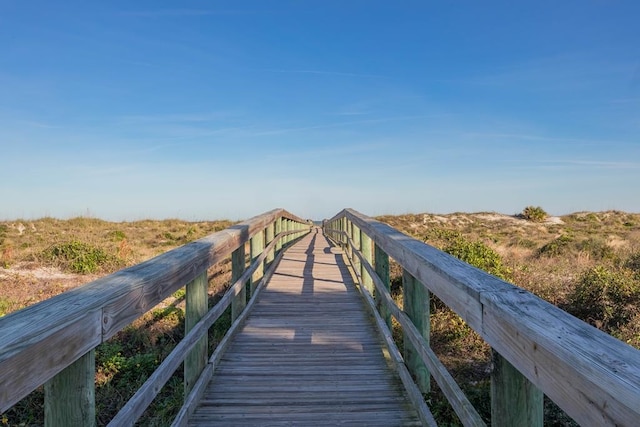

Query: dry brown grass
0,217,233,315
0,216,237,425
378,210,640,425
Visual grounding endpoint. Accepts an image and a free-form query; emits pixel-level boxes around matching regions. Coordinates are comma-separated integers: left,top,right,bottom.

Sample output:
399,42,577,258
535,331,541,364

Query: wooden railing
0,209,311,426
324,208,640,427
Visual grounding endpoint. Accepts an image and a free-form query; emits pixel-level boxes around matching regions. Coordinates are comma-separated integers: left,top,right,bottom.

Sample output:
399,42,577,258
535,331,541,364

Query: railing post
231,243,246,321
403,270,430,393
491,350,543,427
265,222,275,267
374,243,391,327
345,220,352,260
352,225,361,279
250,230,265,296
275,217,283,253
341,217,348,246
185,272,208,396
44,350,96,427
283,219,290,246
360,232,374,294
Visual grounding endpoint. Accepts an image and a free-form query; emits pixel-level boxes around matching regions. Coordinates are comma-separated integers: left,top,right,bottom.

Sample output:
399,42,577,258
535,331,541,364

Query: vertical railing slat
275,217,283,253
231,244,246,321
250,230,265,297
491,350,543,427
360,232,374,294
403,270,431,393
184,272,208,396
352,224,361,279
265,222,275,267
374,243,391,327
44,350,96,427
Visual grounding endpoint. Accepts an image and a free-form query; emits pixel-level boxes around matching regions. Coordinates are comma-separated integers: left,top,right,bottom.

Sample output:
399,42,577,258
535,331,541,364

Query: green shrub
0,297,12,317
577,237,616,261
522,206,548,222
626,252,640,277
0,224,7,245
43,241,118,274
538,235,573,257
108,230,127,242
443,237,511,281
564,266,640,332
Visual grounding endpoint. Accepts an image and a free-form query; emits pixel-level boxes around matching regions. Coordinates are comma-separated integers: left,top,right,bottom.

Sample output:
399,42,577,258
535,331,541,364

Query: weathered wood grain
109,230,295,426
0,209,308,414
44,349,96,427
348,250,437,427
184,273,208,396
0,309,101,413
187,231,422,425
482,290,640,426
403,269,431,394
491,350,542,427
337,227,486,426
327,208,640,426
231,243,246,321
172,246,288,427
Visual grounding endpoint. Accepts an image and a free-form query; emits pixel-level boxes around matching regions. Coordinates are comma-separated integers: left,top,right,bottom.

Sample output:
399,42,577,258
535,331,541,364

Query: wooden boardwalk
188,230,422,426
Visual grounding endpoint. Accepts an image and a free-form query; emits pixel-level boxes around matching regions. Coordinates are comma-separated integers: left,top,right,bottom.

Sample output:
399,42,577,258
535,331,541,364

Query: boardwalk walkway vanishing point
188,230,421,425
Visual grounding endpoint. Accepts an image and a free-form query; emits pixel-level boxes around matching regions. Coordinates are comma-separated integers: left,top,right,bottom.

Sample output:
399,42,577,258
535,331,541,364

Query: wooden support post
275,217,283,253
346,220,353,261
250,230,265,296
265,222,275,266
283,219,290,245
374,244,391,328
185,272,208,396
231,244,246,321
44,350,96,427
352,225,361,278
491,350,543,427
341,217,348,246
360,232,374,294
403,270,430,393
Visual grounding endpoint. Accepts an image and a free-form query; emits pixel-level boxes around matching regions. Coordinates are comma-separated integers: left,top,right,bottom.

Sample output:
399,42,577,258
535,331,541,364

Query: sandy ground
0,263,98,313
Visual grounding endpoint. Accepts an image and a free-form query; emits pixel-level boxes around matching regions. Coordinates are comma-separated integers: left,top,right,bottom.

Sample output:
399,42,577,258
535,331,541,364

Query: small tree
521,206,548,222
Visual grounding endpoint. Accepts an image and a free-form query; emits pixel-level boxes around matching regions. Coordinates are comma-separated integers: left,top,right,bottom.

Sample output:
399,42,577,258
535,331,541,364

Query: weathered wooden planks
327,208,640,426
187,230,421,426
0,209,309,415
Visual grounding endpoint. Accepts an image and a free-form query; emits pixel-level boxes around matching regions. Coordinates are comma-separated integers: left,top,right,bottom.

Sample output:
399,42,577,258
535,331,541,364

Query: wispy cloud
461,131,623,146
548,160,640,170
250,115,437,136
121,9,265,18
265,142,388,162
16,120,60,129
439,52,635,93
117,111,241,124
263,69,388,79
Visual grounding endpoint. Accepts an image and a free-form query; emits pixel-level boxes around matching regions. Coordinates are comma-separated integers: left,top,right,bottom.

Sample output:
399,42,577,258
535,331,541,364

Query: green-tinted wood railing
0,209,311,426
325,208,640,427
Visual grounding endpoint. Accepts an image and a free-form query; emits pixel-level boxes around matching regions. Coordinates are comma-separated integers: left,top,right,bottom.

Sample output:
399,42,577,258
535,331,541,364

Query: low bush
42,241,120,274
577,237,616,261
537,234,573,257
564,266,640,332
626,252,640,278
443,238,511,281
522,206,548,222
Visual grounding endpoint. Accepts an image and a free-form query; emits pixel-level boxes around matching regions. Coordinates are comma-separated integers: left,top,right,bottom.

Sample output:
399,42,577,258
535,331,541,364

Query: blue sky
1,1,639,221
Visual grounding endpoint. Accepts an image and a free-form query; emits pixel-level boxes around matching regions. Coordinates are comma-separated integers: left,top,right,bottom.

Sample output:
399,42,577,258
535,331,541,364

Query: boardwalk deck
188,230,422,426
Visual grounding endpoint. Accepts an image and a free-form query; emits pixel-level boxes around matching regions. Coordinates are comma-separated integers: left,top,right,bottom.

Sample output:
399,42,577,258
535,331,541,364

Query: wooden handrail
0,209,309,416
338,227,485,427
325,208,640,426
108,229,296,425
